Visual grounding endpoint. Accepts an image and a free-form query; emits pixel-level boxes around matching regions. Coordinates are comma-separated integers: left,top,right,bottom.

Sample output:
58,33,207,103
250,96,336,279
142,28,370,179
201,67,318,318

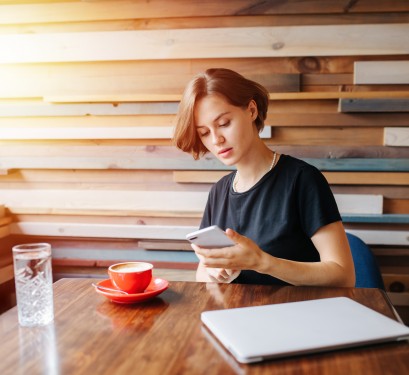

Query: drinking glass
12,243,54,327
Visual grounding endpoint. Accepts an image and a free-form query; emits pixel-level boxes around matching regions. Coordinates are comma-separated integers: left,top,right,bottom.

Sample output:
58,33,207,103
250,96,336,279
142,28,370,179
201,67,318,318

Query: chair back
346,232,385,289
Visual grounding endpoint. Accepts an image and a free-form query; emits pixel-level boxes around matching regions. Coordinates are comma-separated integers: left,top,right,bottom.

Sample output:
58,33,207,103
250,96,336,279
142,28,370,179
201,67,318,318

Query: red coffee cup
108,262,153,294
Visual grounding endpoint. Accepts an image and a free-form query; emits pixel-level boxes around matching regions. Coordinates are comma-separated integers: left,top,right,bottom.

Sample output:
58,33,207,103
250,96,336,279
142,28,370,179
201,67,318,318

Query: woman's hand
192,228,265,273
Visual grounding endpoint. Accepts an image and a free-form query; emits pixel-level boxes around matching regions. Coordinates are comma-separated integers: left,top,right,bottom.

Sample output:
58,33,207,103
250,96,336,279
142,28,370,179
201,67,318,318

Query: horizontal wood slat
0,122,270,140
339,98,409,112
0,99,345,118
0,102,180,117
354,61,409,84
173,171,409,185
384,128,409,146
10,222,195,240
342,214,409,224
1,189,383,214
271,127,383,145
384,198,409,215
1,144,408,160
7,222,408,245
0,189,383,214
0,153,408,172
1,111,408,127
1,24,408,64
0,126,174,140
1,1,408,25
43,91,409,103
346,229,409,246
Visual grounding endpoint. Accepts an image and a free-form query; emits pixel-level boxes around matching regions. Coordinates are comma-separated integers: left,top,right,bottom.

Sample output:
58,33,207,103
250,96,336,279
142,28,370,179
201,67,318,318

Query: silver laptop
201,297,409,363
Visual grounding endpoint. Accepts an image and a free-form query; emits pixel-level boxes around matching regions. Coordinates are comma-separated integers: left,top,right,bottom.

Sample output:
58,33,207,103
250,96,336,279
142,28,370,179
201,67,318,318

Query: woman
173,68,355,287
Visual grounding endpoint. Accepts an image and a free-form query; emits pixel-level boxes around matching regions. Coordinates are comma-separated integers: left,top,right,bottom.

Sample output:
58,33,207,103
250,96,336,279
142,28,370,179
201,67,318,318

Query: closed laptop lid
201,297,409,364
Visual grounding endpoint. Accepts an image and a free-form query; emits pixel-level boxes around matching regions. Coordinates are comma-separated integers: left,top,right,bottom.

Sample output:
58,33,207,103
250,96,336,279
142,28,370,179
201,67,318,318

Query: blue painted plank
304,158,409,172
342,214,409,224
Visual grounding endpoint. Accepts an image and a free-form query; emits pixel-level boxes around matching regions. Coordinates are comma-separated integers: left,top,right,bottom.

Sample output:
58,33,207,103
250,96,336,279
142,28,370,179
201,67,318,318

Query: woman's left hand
192,228,265,272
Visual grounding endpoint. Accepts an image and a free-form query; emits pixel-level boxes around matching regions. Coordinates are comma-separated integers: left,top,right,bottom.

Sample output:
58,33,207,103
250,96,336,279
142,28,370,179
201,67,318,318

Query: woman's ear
248,100,258,121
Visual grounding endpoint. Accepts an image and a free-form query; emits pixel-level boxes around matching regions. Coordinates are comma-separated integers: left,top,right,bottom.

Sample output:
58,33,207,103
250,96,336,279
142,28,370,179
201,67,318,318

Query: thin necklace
233,151,277,193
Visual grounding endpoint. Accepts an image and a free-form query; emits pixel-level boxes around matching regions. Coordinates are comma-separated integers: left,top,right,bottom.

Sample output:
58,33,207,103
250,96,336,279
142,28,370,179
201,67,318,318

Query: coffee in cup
108,262,153,294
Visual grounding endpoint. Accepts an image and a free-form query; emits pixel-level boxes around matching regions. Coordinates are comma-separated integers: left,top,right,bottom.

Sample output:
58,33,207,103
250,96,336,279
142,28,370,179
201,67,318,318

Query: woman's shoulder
210,170,236,193
279,154,320,175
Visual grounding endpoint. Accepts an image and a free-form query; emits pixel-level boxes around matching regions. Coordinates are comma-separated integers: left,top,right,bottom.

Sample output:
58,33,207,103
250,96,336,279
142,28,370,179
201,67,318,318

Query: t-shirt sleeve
295,165,342,237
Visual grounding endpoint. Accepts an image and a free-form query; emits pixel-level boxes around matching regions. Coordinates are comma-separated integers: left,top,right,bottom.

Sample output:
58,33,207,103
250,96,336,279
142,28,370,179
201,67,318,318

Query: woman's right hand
193,246,240,283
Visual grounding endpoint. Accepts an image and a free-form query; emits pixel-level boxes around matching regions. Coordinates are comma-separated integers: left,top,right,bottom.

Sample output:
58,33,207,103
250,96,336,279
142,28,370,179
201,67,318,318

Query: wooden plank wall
0,1,408,299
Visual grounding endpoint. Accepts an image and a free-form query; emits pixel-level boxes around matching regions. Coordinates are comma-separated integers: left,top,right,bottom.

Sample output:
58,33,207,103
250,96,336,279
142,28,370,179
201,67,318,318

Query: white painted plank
354,61,409,84
1,24,408,64
259,127,271,138
335,194,383,214
384,127,409,146
1,190,209,213
0,189,382,215
8,223,407,246
0,126,173,139
0,122,269,140
10,222,197,241
0,102,179,117
346,230,409,246
0,265,14,285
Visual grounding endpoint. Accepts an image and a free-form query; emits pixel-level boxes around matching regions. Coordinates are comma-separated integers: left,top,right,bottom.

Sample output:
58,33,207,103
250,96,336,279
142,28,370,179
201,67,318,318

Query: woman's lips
218,148,233,158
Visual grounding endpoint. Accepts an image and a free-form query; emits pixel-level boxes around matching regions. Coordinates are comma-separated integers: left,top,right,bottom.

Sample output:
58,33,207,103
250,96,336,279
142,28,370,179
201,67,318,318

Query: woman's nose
212,132,224,145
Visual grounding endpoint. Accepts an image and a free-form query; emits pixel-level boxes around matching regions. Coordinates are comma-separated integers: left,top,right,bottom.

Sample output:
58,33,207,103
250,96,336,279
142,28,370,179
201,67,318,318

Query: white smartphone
186,225,235,248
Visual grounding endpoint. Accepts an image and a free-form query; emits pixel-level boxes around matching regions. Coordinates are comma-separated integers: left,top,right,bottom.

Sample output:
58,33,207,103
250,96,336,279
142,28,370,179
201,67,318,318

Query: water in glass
13,243,54,327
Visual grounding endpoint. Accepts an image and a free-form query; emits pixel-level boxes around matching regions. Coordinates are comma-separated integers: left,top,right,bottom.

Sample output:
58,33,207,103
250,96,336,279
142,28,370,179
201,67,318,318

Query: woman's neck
233,149,278,193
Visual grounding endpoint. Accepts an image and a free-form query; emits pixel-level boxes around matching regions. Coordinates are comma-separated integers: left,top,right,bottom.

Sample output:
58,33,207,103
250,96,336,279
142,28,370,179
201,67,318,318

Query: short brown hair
173,68,269,160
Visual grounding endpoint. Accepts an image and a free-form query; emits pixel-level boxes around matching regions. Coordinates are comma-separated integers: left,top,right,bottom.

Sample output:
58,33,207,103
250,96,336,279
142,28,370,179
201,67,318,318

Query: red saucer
94,277,169,304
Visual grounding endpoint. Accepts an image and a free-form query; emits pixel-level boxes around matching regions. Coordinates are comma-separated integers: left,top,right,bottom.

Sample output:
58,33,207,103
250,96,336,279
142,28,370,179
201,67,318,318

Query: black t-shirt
200,155,342,285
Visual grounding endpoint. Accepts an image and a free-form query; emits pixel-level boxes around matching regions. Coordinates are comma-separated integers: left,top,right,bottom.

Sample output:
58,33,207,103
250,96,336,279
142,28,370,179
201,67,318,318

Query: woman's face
193,93,258,166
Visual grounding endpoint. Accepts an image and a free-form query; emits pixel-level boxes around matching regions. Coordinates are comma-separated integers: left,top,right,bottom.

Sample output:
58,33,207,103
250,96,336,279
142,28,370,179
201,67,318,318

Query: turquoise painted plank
52,248,198,262
0,156,408,171
303,159,409,172
342,214,409,224
188,158,409,172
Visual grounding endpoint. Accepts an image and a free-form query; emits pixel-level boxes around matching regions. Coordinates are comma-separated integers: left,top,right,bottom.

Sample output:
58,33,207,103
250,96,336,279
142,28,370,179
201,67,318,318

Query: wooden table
0,279,408,375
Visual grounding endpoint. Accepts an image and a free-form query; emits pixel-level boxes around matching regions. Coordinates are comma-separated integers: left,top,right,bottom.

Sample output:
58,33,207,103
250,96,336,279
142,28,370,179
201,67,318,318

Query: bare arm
193,221,355,287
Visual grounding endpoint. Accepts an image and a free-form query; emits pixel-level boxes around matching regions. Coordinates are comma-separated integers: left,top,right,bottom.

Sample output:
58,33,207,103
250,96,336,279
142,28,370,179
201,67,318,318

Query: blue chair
346,232,385,289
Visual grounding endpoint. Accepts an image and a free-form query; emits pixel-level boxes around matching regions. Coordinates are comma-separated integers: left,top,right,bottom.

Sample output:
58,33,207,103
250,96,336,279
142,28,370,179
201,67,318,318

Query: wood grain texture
173,171,409,185
1,0,409,25
41,91,409,103
1,112,406,132
4,13,409,35
0,126,174,140
0,188,384,215
0,279,407,375
1,24,408,64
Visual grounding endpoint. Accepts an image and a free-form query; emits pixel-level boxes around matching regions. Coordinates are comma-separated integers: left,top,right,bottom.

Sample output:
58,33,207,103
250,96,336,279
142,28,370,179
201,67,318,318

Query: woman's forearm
256,252,354,287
